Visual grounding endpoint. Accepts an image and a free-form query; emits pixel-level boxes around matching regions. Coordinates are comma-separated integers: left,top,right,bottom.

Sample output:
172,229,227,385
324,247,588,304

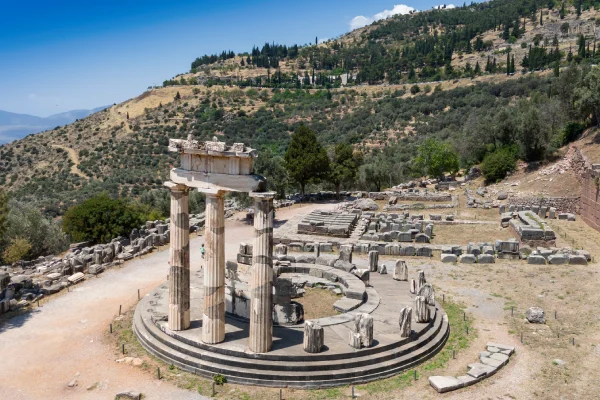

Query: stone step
137,307,445,373
134,309,449,388
139,301,441,362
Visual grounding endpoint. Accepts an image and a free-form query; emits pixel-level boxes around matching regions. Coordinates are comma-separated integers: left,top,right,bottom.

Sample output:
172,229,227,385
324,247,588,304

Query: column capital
164,181,190,193
250,191,276,200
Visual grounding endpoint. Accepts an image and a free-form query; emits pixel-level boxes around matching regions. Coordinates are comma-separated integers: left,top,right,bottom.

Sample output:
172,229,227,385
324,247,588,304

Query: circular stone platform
134,264,449,388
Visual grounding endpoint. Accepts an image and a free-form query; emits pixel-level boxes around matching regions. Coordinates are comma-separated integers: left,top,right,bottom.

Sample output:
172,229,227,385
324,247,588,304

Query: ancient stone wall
580,164,600,231
507,196,580,214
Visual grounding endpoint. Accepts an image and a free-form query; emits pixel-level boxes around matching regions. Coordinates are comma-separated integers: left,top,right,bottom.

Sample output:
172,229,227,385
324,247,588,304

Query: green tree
480,147,517,183
254,148,289,198
575,66,600,126
63,194,147,244
2,238,32,264
4,201,68,259
412,138,460,180
284,126,330,194
328,143,361,198
359,153,394,192
410,85,420,95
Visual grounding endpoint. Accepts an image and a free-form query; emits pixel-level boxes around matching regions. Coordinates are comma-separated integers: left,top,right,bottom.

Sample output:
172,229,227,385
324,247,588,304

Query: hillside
0,107,108,144
1,0,599,216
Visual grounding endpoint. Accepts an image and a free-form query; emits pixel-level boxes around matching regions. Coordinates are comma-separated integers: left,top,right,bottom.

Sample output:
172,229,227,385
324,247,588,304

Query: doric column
166,182,190,331
202,191,226,344
249,192,276,353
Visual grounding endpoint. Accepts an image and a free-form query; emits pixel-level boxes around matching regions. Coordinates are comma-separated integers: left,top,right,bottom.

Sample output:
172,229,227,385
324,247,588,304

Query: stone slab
429,376,464,393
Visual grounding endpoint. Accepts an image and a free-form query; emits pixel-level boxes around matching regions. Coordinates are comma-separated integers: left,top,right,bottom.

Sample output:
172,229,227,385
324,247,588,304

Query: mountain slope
0,0,598,216
0,106,108,144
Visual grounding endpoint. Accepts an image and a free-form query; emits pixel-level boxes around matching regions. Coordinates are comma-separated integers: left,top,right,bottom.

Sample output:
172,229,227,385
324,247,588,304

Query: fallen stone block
526,306,545,323
568,255,588,265
115,391,141,400
548,254,568,265
67,272,85,284
477,254,495,264
429,376,464,393
441,254,457,263
467,363,496,378
527,255,546,265
459,254,477,264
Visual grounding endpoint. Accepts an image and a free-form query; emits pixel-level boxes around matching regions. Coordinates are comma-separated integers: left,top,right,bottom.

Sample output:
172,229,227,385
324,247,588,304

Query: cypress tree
560,2,565,19
474,61,481,75
506,53,511,75
540,11,543,26
554,60,560,77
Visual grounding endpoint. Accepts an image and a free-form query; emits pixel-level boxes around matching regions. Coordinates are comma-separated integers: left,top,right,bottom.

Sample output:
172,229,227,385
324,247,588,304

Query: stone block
526,306,545,323
459,254,477,264
467,363,496,378
415,233,430,243
429,376,464,393
548,254,568,265
441,254,457,263
339,244,353,263
416,246,432,257
315,255,338,267
480,356,504,368
67,272,85,284
88,264,104,275
333,259,356,273
319,243,333,253
477,254,495,264
527,255,546,265
568,255,588,265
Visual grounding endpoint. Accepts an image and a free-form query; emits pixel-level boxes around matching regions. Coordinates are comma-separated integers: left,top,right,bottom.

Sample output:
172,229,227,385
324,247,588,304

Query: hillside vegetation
0,0,599,218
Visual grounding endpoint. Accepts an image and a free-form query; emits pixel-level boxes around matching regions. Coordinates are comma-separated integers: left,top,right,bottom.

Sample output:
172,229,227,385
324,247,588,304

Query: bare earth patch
294,287,341,320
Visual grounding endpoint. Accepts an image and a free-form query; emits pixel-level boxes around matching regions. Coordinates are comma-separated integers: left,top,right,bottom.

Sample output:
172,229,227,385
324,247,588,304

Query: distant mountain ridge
0,106,108,144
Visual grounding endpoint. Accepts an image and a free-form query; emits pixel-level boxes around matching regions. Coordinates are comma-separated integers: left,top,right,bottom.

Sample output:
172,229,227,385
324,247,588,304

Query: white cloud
349,3,457,31
349,4,416,30
318,37,329,44
349,15,373,31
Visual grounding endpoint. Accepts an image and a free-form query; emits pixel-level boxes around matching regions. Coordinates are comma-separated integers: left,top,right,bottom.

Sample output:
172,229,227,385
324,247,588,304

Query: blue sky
1,1,456,117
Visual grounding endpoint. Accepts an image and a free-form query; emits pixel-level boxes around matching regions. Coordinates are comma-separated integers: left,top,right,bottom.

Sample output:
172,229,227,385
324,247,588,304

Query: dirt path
0,202,330,400
51,144,89,179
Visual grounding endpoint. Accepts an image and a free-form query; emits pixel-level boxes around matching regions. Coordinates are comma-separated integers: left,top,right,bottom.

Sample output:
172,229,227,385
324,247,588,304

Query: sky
0,1,456,117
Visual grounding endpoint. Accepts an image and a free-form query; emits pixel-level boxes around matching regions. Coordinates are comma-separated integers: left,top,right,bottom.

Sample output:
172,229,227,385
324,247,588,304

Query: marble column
202,191,226,344
167,183,190,331
249,192,276,353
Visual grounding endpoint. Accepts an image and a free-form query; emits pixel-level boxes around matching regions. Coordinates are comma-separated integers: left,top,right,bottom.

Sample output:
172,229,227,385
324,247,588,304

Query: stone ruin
297,210,359,237
505,210,557,245
359,211,434,244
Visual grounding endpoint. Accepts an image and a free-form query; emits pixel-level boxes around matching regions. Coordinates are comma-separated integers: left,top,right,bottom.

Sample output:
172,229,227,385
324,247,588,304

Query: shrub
480,148,517,183
213,374,227,385
2,238,32,264
410,85,420,95
63,194,147,244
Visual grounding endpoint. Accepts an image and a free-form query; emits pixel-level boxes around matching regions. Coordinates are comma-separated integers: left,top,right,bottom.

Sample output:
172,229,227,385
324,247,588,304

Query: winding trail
51,144,89,179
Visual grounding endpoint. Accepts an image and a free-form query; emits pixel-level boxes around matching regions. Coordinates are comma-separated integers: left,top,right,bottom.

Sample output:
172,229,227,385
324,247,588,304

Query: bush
480,148,517,183
410,85,420,95
562,121,586,144
63,194,147,244
213,374,227,385
2,238,32,264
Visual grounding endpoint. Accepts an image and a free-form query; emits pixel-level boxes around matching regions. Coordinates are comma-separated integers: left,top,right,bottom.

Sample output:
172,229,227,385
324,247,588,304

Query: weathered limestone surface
417,270,426,293
378,263,388,274
415,296,430,323
393,260,408,281
353,313,374,348
418,283,435,306
203,192,226,344
368,250,379,272
249,192,275,353
399,306,412,337
526,307,545,324
339,244,353,263
303,320,324,353
167,184,191,331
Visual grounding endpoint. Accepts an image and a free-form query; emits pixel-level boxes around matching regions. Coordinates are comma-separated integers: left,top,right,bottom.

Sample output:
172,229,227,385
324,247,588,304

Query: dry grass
294,287,341,320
